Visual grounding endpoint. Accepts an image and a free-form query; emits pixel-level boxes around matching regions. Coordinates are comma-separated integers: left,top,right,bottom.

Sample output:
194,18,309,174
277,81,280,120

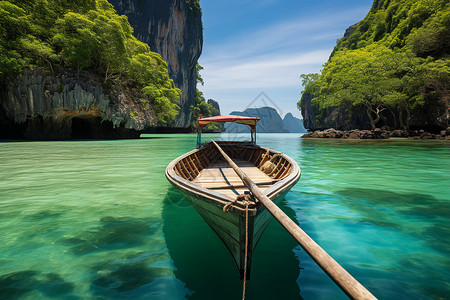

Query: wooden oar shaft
208,180,278,190
212,141,377,300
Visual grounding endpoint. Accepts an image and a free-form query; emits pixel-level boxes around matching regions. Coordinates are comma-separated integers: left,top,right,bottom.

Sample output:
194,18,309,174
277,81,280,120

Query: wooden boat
165,115,301,279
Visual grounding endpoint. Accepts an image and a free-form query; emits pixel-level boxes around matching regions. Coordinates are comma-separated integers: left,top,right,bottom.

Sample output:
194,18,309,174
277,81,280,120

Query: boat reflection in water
162,187,302,299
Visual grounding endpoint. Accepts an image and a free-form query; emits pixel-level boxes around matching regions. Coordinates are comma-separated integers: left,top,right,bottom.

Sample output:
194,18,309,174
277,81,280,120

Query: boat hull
177,188,290,279
165,142,301,279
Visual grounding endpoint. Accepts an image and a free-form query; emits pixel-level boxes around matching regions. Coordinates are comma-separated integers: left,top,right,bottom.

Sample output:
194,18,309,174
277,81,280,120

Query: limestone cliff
207,99,220,116
109,0,203,129
204,99,222,132
300,0,449,133
225,107,288,133
301,92,371,131
0,70,155,139
283,113,307,133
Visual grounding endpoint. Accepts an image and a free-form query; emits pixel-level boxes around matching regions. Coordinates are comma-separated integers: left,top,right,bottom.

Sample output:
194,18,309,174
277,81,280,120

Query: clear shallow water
0,134,449,299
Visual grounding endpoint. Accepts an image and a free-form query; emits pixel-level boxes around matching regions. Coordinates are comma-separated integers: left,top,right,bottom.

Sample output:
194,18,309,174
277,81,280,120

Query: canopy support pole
196,130,202,148
251,128,256,144
212,140,377,300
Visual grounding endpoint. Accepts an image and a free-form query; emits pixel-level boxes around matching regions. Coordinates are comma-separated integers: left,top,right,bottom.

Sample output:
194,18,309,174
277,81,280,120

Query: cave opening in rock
71,117,103,139
71,117,140,139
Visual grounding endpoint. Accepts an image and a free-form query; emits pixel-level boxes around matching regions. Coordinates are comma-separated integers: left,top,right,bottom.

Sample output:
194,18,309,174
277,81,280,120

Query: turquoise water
0,133,449,299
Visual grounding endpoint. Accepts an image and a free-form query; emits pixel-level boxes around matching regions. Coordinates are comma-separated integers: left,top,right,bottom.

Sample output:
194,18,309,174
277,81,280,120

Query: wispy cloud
202,7,366,60
200,7,367,85
198,6,370,116
202,50,329,91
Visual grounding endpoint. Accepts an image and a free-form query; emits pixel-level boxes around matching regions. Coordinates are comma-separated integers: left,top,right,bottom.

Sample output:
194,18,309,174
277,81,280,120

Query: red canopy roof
198,115,260,130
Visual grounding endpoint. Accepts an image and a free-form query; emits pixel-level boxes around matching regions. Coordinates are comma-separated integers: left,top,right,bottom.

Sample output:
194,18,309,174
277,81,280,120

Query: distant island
283,113,306,133
224,107,307,133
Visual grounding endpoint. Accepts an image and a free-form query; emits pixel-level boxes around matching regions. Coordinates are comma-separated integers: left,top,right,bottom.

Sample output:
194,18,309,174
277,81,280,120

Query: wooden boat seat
192,159,273,200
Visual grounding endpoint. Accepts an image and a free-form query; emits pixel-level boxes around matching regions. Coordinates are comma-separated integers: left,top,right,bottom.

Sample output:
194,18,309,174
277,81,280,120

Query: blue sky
197,0,374,118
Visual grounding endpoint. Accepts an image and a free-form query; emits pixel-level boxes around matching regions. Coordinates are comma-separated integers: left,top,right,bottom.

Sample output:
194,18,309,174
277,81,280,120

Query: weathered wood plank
206,182,275,189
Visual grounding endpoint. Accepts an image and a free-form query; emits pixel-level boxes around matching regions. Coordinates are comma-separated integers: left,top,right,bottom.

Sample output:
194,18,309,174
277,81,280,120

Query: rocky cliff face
109,0,203,129
207,99,220,115
300,92,315,131
282,113,307,133
301,0,449,133
300,90,447,133
204,99,222,132
301,92,371,131
0,70,155,139
225,107,288,133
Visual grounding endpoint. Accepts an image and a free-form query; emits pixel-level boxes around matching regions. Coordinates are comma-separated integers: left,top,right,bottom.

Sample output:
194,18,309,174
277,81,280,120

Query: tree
311,45,431,129
313,46,389,129
53,12,99,73
297,73,320,112
406,6,450,59
298,0,449,131
196,63,204,85
87,7,130,82
0,0,182,125
143,85,180,124
0,1,30,82
0,1,29,41
18,35,59,74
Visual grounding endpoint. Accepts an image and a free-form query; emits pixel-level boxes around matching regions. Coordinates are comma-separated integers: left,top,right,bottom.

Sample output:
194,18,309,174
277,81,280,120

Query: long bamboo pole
212,141,377,300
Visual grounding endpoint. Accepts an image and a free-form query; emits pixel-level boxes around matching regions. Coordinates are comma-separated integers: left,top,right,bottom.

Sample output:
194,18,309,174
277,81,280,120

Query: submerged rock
90,251,172,294
0,270,74,298
60,216,159,255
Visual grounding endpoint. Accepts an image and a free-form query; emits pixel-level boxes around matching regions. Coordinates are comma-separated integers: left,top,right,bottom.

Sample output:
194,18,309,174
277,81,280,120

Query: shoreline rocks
302,128,450,140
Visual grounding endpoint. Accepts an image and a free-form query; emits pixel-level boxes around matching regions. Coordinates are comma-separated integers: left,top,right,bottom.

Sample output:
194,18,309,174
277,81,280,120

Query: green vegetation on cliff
190,64,221,132
190,89,220,132
298,0,449,130
0,0,180,124
185,0,202,16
